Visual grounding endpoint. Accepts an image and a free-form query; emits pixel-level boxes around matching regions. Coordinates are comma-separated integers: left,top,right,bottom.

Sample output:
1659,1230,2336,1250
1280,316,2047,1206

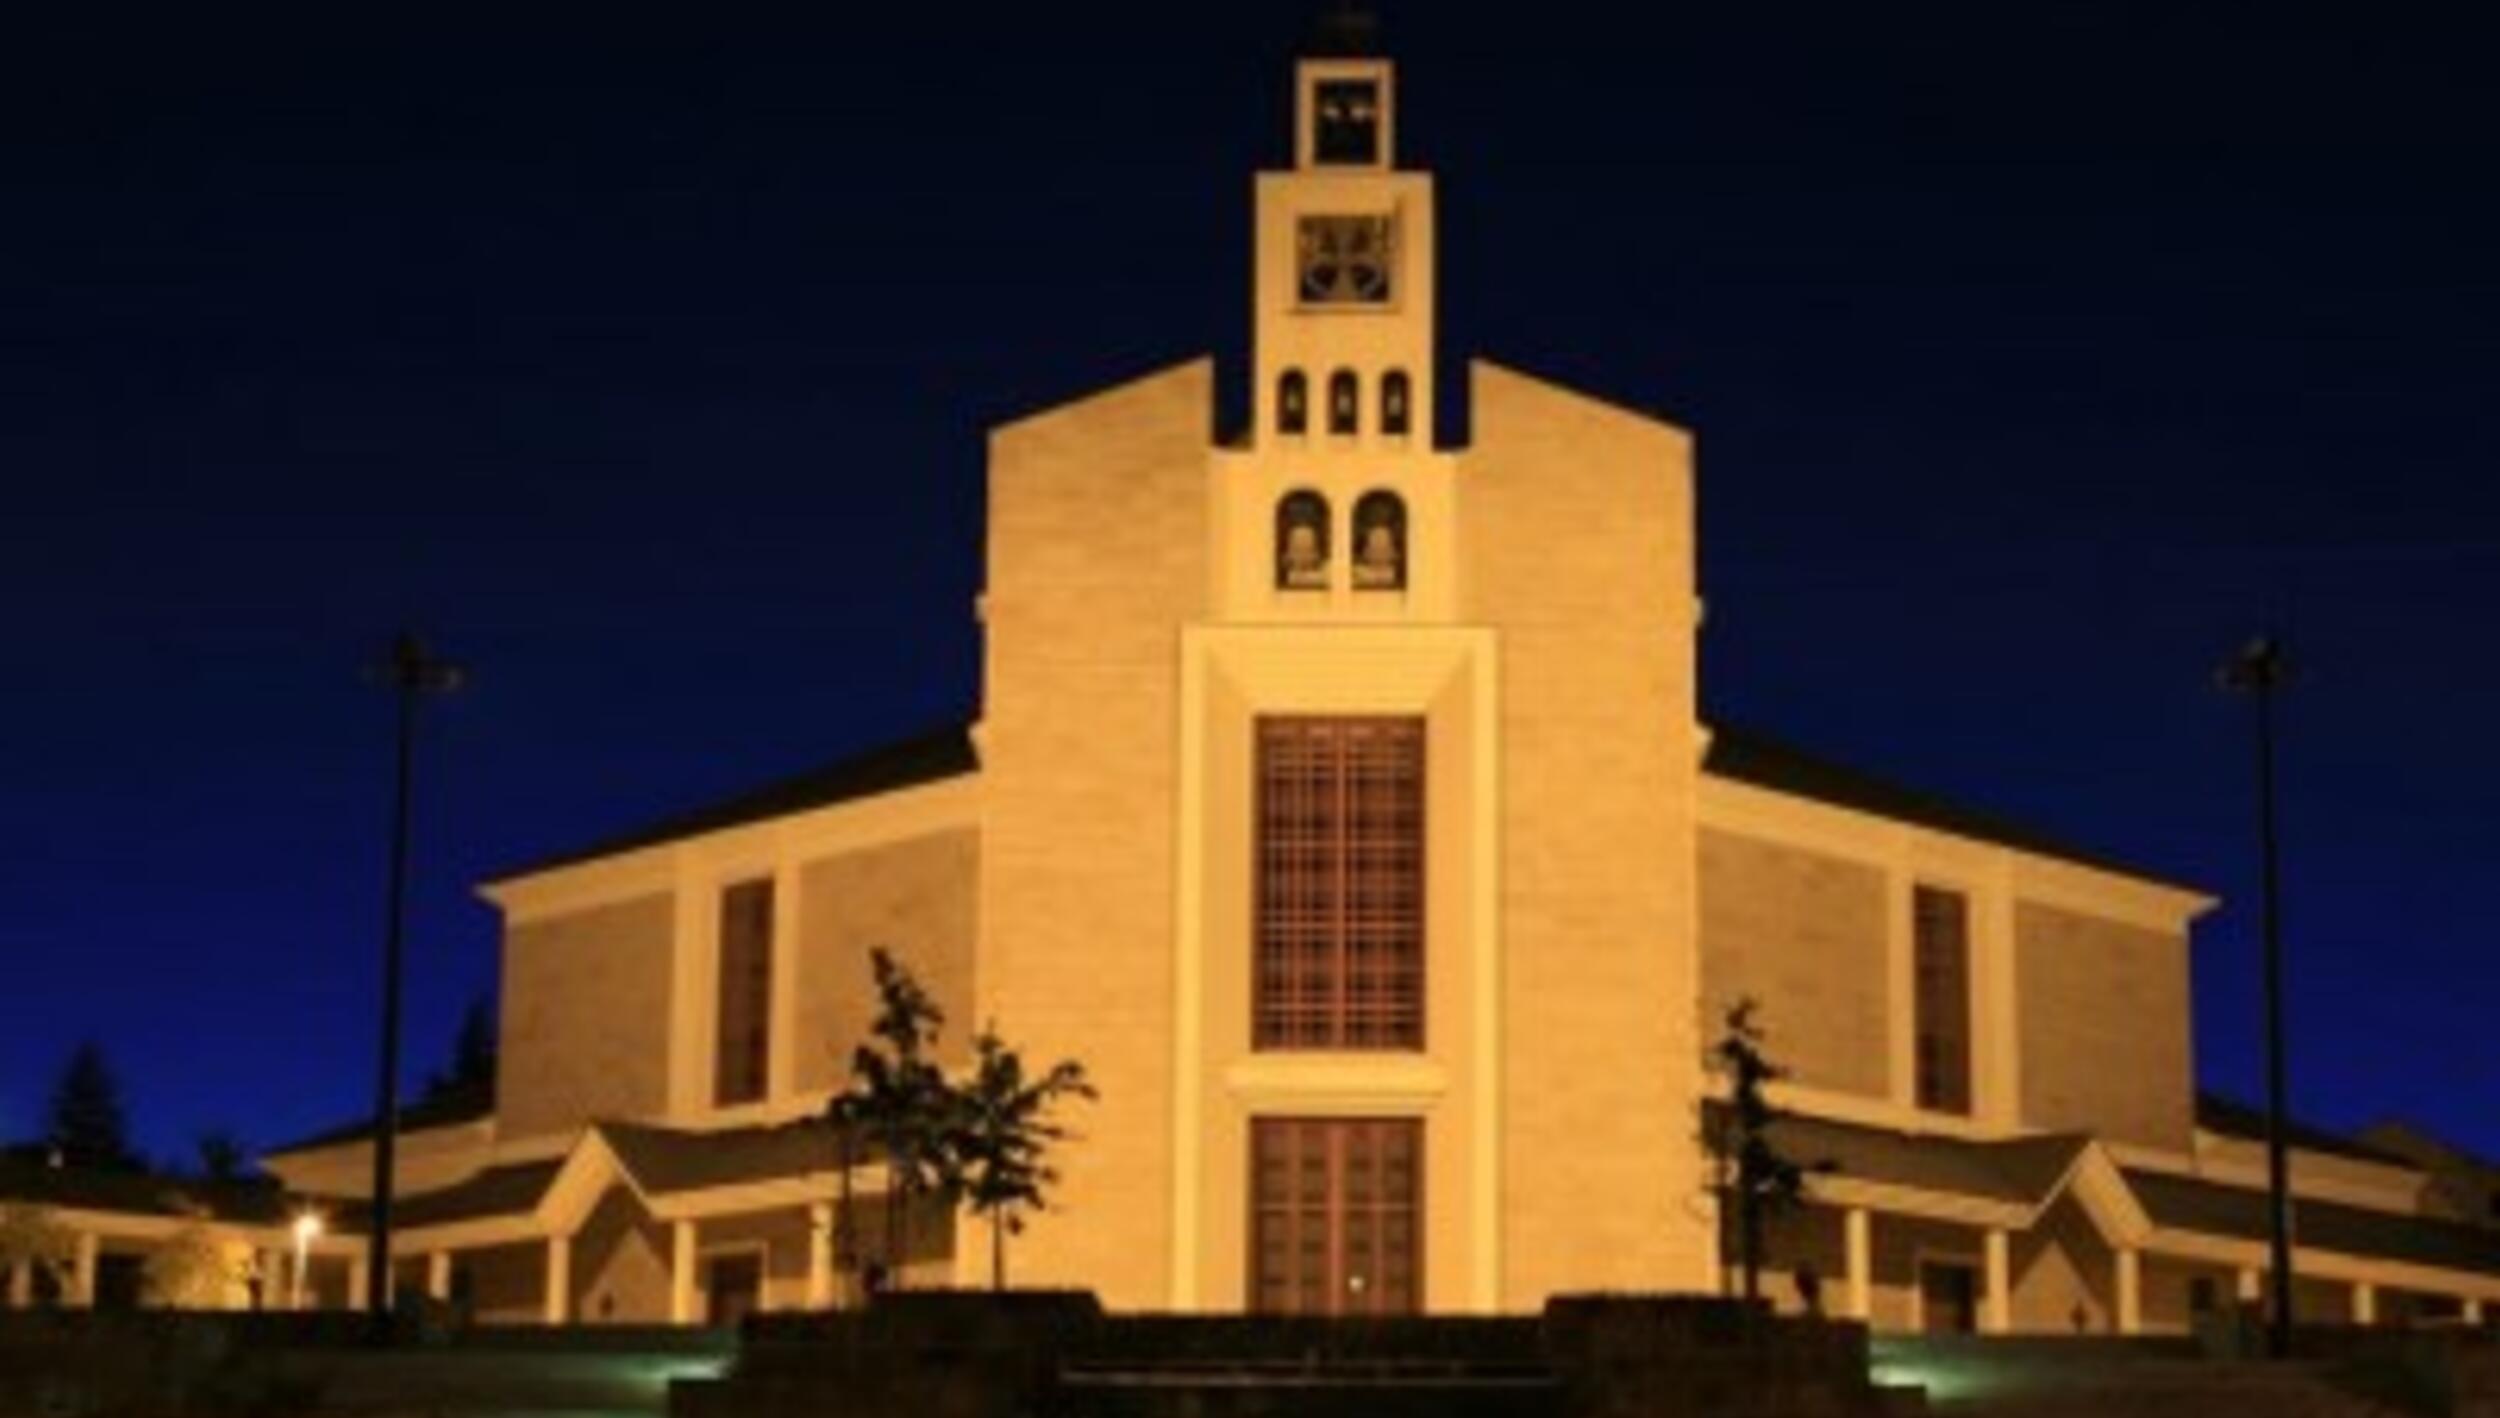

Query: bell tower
1252,32,1436,454
1225,15,1449,623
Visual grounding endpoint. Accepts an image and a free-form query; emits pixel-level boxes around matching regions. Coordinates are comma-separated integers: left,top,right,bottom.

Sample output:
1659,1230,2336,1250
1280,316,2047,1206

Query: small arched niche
1380,369,1412,437
1275,490,1332,591
1327,369,1359,436
1277,369,1309,436
1352,490,1407,591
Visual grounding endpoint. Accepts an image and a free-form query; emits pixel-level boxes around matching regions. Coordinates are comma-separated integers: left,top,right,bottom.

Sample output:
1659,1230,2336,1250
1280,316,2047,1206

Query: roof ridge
1702,720,2203,892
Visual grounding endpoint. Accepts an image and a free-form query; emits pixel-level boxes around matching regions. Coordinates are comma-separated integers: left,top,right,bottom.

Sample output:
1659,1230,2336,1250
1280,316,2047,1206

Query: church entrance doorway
1249,1117,1421,1316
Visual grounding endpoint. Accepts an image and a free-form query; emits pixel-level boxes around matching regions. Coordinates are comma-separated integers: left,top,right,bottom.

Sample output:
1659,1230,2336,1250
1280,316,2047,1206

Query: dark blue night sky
4,3,2495,1166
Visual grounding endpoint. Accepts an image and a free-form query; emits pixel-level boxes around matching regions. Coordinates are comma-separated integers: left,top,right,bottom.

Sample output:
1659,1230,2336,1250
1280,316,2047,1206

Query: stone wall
2014,902,2194,1151
1699,828,1890,1101
977,360,1212,1307
2008,1196,2111,1334
574,1185,670,1325
790,828,979,1091
1460,360,1711,1302
498,892,675,1143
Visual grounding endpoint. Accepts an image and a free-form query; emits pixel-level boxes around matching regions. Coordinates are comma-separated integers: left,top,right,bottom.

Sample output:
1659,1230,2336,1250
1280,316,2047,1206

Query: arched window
1380,369,1412,437
1352,490,1407,591
1277,369,1309,436
1276,490,1331,590
1328,369,1359,436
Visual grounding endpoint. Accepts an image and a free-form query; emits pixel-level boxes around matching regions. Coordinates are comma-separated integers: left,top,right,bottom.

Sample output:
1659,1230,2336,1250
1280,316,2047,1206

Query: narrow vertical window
1328,369,1359,435
1255,717,1425,1050
1351,491,1406,591
1276,490,1331,590
714,878,774,1107
1912,884,1973,1116
1278,369,1309,436
1380,370,1411,437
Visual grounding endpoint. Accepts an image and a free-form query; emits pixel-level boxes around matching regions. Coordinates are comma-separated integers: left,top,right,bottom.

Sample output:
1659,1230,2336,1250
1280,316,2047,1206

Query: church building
14,31,2496,1336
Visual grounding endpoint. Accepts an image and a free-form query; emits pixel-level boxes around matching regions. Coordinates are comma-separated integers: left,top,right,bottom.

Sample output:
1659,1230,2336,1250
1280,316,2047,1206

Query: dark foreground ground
3,1295,2497,1416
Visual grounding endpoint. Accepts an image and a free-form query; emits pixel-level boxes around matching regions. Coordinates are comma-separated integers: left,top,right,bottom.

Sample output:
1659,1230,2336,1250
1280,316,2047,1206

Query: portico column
2114,1247,2143,1335
1842,1208,1873,1321
346,1255,369,1313
2237,1266,2263,1307
670,1220,699,1325
4,1260,28,1309
543,1235,572,1325
426,1251,452,1303
1982,1229,2013,1335
2352,1280,2377,1327
72,1232,99,1309
807,1203,836,1310
2464,1297,2486,1326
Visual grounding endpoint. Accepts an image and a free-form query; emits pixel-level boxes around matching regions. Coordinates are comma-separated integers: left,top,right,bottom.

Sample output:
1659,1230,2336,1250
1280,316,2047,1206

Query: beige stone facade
791,827,979,1092
1700,827,1891,1100
499,892,674,1143
2015,900,2195,1151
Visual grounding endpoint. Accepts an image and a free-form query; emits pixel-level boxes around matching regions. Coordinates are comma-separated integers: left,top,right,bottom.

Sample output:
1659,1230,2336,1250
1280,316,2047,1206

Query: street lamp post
2220,633,2295,1358
366,632,463,1337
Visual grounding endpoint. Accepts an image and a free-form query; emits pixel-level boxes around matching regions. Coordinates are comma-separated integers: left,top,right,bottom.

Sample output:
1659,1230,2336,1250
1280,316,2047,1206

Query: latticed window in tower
1255,716,1425,1049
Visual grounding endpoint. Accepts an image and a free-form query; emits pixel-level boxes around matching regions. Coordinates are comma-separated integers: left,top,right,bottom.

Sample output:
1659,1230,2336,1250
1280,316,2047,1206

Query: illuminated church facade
25,40,2483,1334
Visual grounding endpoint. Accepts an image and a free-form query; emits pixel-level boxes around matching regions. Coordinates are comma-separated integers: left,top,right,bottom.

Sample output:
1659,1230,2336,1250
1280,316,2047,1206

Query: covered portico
0,1156,362,1312
1742,1110,2500,1337
375,1117,903,1326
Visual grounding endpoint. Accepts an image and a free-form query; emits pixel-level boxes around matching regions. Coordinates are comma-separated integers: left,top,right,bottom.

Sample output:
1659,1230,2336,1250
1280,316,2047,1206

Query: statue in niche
1276,491,1331,590
1352,491,1405,590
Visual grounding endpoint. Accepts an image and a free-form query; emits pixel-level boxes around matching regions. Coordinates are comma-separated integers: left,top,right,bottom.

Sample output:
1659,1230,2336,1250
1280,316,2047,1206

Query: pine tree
45,1040,137,1171
1708,998,1811,1306
423,995,498,1105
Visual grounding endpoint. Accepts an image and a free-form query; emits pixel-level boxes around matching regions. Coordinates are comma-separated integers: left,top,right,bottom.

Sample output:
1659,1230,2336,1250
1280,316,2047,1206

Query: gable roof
2128,1167,2500,1277
1702,724,2203,893
2195,1092,2414,1169
0,1156,294,1226
1709,1103,2093,1206
481,718,2189,896
598,1118,856,1195
377,1158,565,1231
485,725,978,885
271,1083,496,1157
2358,1121,2500,1179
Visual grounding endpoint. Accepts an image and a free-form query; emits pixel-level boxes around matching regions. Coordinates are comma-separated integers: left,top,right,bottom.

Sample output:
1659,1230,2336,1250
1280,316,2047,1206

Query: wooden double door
1250,1117,1421,1315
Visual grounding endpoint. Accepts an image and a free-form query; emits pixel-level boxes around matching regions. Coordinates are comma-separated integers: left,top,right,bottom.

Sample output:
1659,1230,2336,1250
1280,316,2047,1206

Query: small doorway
704,1251,765,1329
1249,1117,1421,1316
1918,1259,1981,1335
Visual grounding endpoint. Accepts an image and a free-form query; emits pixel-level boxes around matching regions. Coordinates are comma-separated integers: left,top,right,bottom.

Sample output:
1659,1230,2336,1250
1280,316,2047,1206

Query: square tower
1253,55,1437,454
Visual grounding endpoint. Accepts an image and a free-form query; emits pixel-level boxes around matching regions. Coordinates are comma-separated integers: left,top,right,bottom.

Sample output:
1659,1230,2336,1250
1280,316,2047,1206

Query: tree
421,994,497,1106
1706,998,1814,1306
45,1040,137,1171
830,949,960,1286
144,1205,241,1309
949,1023,1094,1290
192,1130,254,1185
